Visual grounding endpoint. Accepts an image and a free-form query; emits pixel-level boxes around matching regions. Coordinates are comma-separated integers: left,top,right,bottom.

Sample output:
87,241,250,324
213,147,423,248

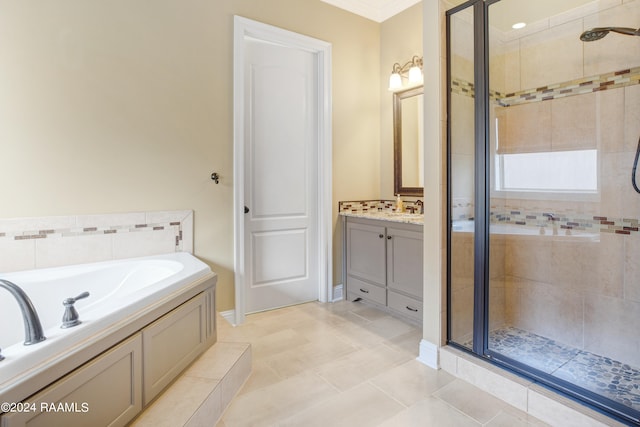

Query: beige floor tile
186,386,223,427
217,320,273,343
214,301,549,427
248,328,309,359
185,342,250,380
221,372,338,427
486,410,551,427
263,333,359,378
279,382,406,427
370,359,456,407
328,320,392,348
244,307,317,334
221,347,252,409
361,315,418,340
434,379,508,424
351,305,392,321
132,376,219,427
237,360,282,396
384,328,423,356
377,397,481,427
289,315,348,337
314,344,413,391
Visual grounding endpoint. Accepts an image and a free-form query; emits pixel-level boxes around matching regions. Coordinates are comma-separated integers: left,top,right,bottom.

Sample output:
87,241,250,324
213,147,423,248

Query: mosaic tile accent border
498,66,640,107
0,210,193,273
450,78,504,100
0,221,184,249
490,207,640,236
452,198,473,221
338,199,423,214
451,66,640,106
451,202,640,236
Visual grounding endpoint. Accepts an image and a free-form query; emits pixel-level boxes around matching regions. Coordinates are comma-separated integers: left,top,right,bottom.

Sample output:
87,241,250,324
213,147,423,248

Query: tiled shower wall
450,0,640,366
496,84,640,367
0,210,193,273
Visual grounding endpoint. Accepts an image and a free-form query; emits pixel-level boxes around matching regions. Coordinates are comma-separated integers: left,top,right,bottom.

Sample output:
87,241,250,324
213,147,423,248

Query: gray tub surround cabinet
0,275,217,427
340,201,423,323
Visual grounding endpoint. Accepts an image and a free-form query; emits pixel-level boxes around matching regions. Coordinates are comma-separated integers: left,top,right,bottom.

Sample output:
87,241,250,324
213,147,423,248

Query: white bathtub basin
0,252,212,390
452,219,599,241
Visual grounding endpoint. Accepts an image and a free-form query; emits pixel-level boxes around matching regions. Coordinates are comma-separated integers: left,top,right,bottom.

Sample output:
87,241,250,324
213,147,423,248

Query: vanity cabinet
345,217,423,322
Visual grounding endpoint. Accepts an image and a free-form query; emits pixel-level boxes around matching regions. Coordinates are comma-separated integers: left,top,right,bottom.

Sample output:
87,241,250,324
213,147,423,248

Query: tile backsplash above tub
0,210,193,273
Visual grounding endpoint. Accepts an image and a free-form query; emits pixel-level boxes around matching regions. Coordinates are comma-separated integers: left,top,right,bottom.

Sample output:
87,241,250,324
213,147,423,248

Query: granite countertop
340,210,424,225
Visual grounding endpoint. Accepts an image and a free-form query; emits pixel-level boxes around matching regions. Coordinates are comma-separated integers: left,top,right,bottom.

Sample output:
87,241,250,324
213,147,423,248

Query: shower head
580,26,640,41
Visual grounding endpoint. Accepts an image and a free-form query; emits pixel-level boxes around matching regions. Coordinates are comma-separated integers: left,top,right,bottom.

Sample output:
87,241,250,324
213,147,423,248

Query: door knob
244,206,250,214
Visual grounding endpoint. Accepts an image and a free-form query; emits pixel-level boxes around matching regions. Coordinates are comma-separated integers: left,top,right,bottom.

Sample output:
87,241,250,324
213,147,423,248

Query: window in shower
495,149,598,192
447,0,640,424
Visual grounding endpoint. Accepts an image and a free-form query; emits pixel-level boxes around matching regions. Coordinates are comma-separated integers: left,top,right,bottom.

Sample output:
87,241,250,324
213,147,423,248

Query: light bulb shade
389,72,402,90
408,65,423,85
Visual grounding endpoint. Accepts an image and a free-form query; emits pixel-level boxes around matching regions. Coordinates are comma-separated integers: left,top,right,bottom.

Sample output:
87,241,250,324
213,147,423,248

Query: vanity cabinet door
346,221,386,288
386,226,423,299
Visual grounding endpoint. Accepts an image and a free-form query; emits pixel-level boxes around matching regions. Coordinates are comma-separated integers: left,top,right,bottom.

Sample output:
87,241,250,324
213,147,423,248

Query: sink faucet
415,200,424,214
0,279,46,347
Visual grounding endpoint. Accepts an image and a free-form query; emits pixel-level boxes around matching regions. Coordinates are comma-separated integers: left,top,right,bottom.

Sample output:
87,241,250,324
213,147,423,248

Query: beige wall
380,3,423,200
0,0,381,311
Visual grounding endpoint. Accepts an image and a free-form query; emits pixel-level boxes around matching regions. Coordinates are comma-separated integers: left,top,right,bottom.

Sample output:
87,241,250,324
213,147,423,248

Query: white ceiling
323,0,598,27
320,0,422,23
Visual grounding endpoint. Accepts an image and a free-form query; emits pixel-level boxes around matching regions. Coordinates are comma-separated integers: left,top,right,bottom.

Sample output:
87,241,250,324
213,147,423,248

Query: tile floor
215,300,549,426
489,327,640,412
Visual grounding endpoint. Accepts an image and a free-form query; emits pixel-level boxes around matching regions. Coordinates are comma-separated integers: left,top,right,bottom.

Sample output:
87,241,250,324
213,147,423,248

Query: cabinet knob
379,234,384,238
387,235,392,240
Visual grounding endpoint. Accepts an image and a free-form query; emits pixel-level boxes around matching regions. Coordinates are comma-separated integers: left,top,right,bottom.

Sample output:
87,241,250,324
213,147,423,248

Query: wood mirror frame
393,85,424,197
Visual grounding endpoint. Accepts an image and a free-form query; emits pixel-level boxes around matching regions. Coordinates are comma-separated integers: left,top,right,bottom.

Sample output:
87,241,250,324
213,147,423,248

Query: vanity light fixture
388,55,423,91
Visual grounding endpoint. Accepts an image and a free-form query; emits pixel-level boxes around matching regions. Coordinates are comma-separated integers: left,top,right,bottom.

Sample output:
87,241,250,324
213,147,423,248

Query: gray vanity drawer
387,290,422,322
347,276,386,305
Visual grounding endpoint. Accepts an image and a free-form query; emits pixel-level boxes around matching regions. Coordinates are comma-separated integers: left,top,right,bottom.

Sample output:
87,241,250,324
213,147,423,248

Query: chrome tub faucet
0,279,46,358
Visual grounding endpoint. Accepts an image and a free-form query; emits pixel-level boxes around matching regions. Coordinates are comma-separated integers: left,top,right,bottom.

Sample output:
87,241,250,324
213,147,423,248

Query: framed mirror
393,85,424,196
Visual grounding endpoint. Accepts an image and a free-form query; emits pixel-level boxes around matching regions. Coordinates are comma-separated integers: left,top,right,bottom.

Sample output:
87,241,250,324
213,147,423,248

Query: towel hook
211,172,220,184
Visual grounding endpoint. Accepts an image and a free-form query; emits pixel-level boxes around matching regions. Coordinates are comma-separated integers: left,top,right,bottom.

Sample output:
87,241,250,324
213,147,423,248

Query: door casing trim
233,16,333,325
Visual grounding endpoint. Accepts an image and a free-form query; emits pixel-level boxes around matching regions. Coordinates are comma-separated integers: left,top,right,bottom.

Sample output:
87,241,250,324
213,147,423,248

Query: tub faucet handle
61,291,90,329
64,292,90,306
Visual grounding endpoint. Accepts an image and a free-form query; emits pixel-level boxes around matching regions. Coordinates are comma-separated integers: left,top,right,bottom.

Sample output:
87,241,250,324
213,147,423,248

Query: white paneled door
234,17,332,319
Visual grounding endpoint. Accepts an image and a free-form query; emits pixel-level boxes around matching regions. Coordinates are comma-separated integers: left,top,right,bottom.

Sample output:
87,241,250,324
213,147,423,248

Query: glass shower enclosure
447,0,640,423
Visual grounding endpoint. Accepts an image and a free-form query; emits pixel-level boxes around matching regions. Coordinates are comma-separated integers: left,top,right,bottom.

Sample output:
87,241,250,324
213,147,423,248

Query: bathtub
0,252,216,405
451,219,599,241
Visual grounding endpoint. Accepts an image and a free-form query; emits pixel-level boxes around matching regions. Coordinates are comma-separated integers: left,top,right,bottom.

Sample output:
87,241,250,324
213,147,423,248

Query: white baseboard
416,339,439,369
220,309,236,326
332,284,344,302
